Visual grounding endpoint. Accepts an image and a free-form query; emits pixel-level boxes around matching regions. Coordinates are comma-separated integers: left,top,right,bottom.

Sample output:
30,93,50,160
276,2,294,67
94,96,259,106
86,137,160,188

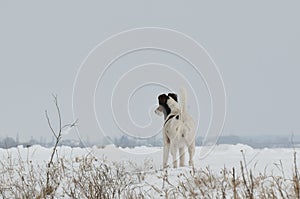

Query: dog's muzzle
155,105,164,116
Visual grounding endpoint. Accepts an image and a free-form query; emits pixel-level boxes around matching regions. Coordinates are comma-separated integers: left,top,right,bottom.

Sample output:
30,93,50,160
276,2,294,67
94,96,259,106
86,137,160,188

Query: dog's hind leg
188,141,195,167
163,144,170,168
170,143,178,168
163,133,170,168
179,147,185,167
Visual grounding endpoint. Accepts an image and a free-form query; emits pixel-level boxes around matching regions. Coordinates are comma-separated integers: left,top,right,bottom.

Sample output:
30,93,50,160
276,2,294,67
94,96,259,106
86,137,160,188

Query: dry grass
0,149,299,199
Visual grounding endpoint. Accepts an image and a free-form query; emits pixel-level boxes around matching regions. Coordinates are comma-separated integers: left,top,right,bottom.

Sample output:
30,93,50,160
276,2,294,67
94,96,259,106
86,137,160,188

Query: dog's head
155,93,178,119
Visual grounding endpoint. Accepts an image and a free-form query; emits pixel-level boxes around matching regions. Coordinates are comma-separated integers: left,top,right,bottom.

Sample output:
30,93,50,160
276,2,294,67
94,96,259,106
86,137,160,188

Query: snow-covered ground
2,144,296,175
0,144,299,198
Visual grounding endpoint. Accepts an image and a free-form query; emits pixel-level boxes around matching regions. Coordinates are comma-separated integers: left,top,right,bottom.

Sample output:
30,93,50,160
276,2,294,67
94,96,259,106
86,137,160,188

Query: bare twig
43,95,78,197
232,167,238,199
45,110,57,139
293,152,300,199
52,94,62,134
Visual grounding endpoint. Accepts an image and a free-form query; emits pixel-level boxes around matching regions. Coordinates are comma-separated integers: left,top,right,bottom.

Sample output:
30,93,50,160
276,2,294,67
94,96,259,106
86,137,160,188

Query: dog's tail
179,87,187,118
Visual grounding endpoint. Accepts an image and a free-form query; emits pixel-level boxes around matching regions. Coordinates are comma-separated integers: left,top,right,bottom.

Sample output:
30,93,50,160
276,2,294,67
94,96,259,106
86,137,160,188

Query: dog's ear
168,93,178,102
158,94,168,105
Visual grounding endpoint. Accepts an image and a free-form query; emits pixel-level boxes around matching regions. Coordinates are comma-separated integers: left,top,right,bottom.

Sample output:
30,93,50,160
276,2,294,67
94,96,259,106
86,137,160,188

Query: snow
1,144,299,198
1,144,298,176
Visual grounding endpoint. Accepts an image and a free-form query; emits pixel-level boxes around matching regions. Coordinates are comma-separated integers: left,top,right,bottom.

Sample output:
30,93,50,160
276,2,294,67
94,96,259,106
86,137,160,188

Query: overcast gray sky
1,1,300,142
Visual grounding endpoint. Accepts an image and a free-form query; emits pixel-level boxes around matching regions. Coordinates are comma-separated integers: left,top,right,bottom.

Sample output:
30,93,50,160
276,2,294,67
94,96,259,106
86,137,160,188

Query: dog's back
179,88,196,150
179,88,195,127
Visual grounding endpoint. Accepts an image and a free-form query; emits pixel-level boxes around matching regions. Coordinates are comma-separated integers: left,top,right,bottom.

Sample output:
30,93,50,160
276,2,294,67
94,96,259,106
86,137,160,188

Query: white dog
155,88,195,168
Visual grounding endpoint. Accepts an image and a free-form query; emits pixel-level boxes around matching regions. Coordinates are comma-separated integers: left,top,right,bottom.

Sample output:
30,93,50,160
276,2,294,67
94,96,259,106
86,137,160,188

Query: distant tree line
0,134,300,149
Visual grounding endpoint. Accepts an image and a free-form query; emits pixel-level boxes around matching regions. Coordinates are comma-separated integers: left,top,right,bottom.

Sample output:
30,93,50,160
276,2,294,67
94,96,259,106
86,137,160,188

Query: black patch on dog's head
158,94,168,105
158,94,171,117
168,93,178,102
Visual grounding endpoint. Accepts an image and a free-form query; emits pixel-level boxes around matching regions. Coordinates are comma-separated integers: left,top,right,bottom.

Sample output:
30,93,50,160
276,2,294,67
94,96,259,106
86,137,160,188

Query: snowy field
0,144,300,198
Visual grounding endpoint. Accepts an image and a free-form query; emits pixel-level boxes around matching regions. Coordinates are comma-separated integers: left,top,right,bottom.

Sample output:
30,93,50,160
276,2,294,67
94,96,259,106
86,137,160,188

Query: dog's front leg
170,143,178,168
188,141,195,167
163,144,170,168
179,147,185,167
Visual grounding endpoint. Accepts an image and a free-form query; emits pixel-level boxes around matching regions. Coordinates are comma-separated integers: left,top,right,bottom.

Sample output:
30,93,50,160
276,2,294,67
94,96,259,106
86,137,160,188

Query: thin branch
45,110,57,139
44,94,78,196
61,119,78,130
294,151,300,199
52,94,62,134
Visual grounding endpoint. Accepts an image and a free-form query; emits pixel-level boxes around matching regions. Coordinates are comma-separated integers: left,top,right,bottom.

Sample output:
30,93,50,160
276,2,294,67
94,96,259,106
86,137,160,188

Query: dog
155,88,195,168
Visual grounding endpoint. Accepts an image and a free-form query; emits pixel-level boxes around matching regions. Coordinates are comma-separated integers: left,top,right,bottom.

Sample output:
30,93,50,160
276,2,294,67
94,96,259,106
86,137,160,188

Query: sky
0,1,300,142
